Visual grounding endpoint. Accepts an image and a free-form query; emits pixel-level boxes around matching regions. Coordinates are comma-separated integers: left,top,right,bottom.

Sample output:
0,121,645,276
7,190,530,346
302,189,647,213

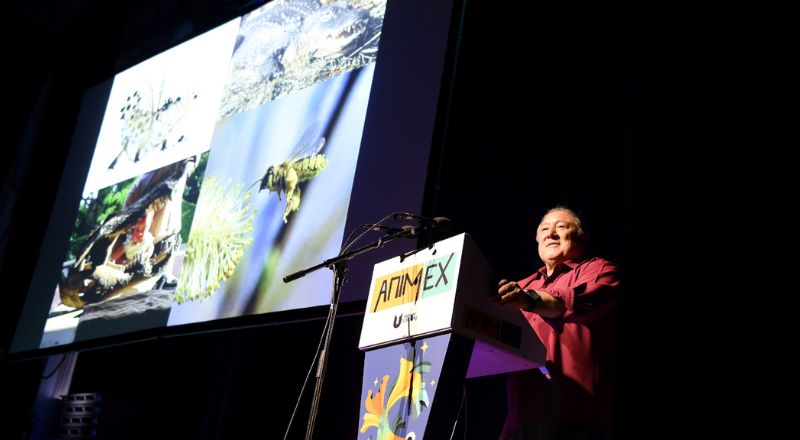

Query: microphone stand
283,228,414,440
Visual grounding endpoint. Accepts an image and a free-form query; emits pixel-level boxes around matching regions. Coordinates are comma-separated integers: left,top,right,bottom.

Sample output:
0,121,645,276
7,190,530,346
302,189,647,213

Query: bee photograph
167,62,376,327
258,118,329,223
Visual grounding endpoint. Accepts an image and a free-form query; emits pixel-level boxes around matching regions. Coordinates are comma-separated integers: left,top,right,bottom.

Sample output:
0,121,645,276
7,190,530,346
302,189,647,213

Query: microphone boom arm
282,227,411,283
282,225,416,439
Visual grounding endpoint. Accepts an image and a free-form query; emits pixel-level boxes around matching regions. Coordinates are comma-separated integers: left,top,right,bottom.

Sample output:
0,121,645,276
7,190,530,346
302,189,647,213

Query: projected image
220,0,386,117
258,119,328,223
167,63,376,325
84,19,240,194
14,0,404,354
40,154,208,348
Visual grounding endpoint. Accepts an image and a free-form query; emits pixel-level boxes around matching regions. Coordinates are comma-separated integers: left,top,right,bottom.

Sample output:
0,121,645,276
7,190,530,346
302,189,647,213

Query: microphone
364,224,418,237
392,212,452,229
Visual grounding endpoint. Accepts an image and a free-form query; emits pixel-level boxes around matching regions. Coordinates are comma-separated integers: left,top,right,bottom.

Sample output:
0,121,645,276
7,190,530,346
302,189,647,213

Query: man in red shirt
496,207,621,439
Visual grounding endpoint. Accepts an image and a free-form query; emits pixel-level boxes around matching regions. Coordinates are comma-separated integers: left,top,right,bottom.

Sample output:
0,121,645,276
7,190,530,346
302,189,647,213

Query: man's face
536,210,583,266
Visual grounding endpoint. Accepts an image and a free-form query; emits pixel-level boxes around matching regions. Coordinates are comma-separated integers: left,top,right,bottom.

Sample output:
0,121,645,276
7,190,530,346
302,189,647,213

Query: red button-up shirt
504,256,621,434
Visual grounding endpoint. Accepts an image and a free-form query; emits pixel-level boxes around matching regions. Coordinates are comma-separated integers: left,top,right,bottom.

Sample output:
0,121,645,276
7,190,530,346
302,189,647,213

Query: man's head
536,207,586,271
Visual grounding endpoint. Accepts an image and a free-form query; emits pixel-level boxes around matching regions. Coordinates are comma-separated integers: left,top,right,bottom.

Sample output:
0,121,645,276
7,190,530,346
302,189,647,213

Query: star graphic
373,377,379,386
430,380,436,386
420,341,429,353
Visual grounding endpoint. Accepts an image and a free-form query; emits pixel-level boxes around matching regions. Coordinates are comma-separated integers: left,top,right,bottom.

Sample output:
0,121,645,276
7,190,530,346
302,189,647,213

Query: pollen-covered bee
260,121,328,223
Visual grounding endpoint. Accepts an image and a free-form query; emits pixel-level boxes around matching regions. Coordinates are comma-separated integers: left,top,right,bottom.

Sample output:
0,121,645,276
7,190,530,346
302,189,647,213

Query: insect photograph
108,86,197,170
167,63,373,326
80,19,239,196
258,120,328,223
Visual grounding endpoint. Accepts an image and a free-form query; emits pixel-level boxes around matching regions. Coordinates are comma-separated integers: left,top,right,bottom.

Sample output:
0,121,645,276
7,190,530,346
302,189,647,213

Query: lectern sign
359,234,464,349
357,233,545,440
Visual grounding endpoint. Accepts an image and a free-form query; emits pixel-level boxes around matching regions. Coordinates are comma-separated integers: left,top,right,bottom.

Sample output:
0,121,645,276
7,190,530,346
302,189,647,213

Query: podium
356,233,545,439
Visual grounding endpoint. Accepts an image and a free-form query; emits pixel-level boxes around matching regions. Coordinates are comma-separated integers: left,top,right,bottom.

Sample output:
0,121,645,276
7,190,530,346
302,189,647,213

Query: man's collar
535,257,583,278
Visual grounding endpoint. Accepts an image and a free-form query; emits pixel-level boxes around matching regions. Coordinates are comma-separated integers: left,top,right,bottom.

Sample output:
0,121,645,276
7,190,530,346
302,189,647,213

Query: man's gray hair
542,206,585,238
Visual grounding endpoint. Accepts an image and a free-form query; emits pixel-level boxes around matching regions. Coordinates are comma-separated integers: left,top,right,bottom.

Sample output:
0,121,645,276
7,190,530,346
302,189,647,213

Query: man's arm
541,259,620,322
496,259,620,322
497,280,566,318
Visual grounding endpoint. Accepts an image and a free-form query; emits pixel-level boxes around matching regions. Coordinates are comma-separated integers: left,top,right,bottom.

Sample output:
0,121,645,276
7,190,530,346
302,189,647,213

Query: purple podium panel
357,333,451,440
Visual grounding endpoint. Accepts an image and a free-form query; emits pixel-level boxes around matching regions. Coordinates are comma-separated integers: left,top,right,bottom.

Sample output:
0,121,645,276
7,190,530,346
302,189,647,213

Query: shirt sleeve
542,259,621,324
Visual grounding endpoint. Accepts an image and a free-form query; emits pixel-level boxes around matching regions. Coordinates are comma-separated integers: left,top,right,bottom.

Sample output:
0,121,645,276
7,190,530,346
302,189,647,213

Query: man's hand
496,279,565,317
496,279,529,308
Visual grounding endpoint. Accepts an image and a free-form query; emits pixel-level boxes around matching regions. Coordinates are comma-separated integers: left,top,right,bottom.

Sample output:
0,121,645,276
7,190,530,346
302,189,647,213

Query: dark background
2,0,664,438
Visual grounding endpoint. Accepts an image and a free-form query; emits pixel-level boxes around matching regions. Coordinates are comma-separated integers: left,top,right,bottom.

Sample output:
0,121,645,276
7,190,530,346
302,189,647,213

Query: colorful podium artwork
359,334,450,439
356,233,545,439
